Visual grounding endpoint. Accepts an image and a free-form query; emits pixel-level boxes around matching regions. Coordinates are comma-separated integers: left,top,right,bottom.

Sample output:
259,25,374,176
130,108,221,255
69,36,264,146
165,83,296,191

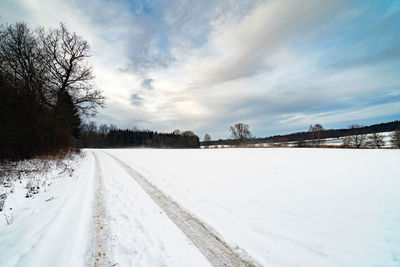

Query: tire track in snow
103,151,258,267
91,153,111,266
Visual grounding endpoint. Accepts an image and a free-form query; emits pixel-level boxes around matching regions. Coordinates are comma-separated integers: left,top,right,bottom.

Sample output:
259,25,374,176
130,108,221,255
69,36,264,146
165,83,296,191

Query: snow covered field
105,148,400,267
1,148,399,266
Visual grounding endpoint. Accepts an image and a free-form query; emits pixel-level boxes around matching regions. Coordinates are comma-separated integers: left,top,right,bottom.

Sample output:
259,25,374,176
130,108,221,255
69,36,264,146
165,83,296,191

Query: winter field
1,148,399,266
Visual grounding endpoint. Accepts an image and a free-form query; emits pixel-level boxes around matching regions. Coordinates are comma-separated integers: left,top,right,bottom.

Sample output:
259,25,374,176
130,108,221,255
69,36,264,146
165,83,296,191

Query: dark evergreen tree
54,90,81,148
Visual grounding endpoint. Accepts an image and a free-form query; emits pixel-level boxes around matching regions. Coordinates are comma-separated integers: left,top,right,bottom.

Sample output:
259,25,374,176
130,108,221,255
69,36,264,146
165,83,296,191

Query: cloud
141,78,154,90
130,93,144,106
195,0,349,84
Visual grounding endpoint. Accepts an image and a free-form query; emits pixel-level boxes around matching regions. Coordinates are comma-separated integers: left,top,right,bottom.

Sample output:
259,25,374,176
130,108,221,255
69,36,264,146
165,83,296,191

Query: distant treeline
80,123,200,149
205,120,400,146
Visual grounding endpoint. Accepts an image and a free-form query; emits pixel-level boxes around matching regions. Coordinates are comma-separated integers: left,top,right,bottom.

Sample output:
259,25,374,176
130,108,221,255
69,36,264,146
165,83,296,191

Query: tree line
203,122,252,147
299,123,400,148
202,120,400,148
264,120,400,144
79,122,200,148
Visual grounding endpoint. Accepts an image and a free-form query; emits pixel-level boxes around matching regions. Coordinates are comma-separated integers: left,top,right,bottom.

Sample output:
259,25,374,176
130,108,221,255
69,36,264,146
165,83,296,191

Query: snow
0,153,95,267
105,148,400,267
93,151,211,266
1,148,399,266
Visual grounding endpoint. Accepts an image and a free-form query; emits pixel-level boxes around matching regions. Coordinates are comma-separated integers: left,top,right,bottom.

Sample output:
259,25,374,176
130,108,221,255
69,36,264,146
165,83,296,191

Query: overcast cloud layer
1,0,399,138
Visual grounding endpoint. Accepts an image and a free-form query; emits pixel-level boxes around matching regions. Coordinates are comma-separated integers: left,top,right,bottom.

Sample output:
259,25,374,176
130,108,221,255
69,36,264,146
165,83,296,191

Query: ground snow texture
105,148,400,267
0,155,94,266
93,151,211,266
0,148,399,266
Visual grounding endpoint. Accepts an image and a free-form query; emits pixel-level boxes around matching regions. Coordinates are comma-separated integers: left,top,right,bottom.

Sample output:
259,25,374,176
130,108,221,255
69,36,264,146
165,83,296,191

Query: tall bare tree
39,23,104,116
308,124,324,147
229,123,251,145
348,124,367,148
0,23,48,111
203,133,211,148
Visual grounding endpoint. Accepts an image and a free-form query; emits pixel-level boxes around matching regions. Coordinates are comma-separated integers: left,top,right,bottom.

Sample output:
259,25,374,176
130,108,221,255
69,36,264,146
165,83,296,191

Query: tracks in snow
102,151,258,267
91,153,111,266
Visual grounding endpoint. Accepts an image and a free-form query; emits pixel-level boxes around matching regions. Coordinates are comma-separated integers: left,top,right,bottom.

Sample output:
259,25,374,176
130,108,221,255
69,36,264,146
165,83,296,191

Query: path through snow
93,150,212,266
103,151,258,267
91,153,112,266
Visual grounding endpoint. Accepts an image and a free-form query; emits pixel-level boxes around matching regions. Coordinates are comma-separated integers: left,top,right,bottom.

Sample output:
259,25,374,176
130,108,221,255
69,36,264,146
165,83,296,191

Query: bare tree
229,123,251,145
1,22,105,156
367,133,385,148
99,124,109,135
391,131,400,148
109,124,118,131
203,133,211,148
308,124,325,146
348,124,367,148
342,136,352,148
0,23,48,110
0,22,104,116
39,23,104,116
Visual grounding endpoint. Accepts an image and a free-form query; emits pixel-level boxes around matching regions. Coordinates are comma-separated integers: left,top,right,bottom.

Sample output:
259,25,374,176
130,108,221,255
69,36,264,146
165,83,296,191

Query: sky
1,0,400,139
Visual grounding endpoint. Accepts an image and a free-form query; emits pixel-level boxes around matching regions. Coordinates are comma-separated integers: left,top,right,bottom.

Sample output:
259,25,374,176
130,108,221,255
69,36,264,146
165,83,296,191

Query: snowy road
101,151,257,267
92,150,212,266
91,153,111,266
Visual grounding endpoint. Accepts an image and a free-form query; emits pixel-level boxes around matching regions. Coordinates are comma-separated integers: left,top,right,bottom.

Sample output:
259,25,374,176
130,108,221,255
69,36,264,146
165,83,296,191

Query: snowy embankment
0,153,96,266
106,148,400,267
